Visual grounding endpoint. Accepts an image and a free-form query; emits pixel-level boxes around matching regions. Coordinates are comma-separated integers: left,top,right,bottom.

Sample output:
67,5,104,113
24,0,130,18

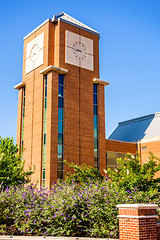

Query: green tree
106,152,160,191
64,161,104,185
0,137,33,190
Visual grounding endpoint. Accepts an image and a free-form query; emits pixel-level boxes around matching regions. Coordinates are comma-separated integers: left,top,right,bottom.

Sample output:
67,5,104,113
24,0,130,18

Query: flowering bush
0,180,160,238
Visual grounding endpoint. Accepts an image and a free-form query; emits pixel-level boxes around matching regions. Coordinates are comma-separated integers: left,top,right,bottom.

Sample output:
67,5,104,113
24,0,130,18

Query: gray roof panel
109,112,160,142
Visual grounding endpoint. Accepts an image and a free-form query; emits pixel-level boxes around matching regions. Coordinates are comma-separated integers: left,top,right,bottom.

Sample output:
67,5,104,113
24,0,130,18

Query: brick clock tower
14,12,109,188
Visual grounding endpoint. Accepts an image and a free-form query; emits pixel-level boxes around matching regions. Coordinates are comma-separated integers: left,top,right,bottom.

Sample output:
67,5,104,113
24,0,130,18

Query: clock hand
75,49,81,52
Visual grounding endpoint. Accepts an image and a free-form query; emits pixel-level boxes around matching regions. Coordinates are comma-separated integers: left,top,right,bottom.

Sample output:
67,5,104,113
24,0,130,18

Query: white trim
137,137,160,144
24,18,51,40
118,215,157,219
93,78,110,86
40,65,68,75
117,204,158,209
14,82,25,89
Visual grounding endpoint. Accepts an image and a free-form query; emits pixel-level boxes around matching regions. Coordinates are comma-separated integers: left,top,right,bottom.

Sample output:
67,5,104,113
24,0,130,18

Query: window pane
43,170,45,179
58,85,63,97
59,74,64,85
94,116,98,127
23,87,26,96
57,154,63,161
23,97,25,107
44,133,46,145
58,133,63,144
22,119,24,129
43,145,46,153
57,161,63,170
21,140,24,149
94,149,98,158
94,139,98,149
43,154,46,162
45,86,47,97
22,129,24,139
58,97,64,108
44,98,47,109
93,94,97,104
58,144,63,154
45,76,47,85
43,161,45,170
58,121,63,133
107,151,116,159
107,158,117,167
44,109,47,121
58,109,63,121
93,105,98,115
23,108,25,117
42,180,45,188
94,157,98,166
44,121,46,133
57,171,63,179
93,84,97,94
94,127,98,138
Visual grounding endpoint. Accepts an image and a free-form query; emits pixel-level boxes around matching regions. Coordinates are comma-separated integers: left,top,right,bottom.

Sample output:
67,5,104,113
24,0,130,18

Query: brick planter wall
117,204,158,240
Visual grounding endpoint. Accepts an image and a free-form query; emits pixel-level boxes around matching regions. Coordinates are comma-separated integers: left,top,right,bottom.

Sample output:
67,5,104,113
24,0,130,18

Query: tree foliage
64,160,104,185
0,137,33,190
106,152,160,191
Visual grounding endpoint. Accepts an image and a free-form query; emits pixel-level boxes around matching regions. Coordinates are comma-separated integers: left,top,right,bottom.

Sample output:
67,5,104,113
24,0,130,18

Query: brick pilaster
117,204,158,240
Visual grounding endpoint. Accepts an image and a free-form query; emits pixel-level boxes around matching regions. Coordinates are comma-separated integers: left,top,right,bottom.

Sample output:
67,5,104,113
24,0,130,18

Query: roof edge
23,18,52,40
52,12,100,37
119,113,159,126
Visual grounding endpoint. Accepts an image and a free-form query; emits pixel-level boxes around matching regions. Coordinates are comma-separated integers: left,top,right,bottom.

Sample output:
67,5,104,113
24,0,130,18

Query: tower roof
53,12,100,36
108,112,160,142
24,12,99,40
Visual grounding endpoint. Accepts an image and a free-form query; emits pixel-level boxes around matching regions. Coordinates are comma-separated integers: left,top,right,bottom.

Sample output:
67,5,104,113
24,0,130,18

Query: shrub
0,180,159,238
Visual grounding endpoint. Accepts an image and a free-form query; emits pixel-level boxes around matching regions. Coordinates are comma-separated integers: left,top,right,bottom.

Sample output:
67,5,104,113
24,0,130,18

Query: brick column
117,204,158,240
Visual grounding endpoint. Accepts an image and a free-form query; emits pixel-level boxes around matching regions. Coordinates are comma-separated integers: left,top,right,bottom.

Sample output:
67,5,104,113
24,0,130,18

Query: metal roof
24,12,100,40
108,112,160,142
53,12,100,36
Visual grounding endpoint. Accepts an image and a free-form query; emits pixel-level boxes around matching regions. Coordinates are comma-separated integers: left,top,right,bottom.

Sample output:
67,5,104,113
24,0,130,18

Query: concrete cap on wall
117,204,158,209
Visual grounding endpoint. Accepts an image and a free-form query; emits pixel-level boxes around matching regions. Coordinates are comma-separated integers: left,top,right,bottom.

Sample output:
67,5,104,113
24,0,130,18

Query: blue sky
0,0,160,141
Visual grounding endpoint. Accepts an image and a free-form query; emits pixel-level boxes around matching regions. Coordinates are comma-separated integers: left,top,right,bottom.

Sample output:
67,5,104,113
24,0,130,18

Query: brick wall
106,139,137,155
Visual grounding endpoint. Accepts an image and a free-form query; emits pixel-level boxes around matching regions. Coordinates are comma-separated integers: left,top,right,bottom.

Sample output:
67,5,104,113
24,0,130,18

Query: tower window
57,74,64,179
93,83,99,170
42,75,47,188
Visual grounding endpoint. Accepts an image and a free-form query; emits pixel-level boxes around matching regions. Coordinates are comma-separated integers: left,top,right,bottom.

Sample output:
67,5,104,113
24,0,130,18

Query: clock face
65,30,93,71
72,42,87,60
30,44,40,65
25,32,44,74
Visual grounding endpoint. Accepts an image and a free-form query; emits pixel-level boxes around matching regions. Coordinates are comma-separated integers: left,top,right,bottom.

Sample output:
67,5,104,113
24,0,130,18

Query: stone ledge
0,236,117,240
117,204,158,209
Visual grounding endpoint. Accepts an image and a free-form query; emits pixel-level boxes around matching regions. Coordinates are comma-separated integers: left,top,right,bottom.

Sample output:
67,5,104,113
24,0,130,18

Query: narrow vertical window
93,84,99,169
42,75,47,188
57,74,64,179
21,86,25,159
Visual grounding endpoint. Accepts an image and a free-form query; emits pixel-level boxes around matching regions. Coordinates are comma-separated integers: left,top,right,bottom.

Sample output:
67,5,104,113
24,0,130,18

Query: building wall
137,139,160,177
106,139,137,155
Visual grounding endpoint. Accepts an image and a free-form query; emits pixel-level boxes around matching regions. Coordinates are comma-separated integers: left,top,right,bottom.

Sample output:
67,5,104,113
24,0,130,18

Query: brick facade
15,14,109,188
106,139,137,155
